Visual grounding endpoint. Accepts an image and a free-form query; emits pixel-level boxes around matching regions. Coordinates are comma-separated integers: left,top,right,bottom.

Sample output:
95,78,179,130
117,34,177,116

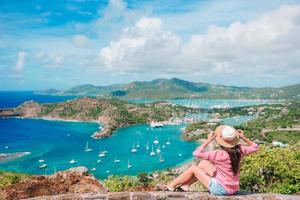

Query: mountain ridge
35,78,300,100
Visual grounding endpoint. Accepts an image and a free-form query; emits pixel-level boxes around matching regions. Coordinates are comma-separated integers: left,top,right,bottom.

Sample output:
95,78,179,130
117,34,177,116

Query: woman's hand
236,129,245,139
207,131,216,143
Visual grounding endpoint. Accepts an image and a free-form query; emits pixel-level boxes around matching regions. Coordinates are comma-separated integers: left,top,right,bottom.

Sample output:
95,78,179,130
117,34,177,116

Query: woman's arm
192,132,217,160
237,129,255,145
237,129,259,155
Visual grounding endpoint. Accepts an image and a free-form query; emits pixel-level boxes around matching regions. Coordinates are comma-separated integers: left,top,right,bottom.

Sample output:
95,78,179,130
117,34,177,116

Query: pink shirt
192,143,259,194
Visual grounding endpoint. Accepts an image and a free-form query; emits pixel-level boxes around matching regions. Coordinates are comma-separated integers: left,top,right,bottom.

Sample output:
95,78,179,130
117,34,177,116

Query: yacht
150,145,156,156
156,146,161,154
97,159,102,163
146,141,149,151
106,170,110,173
166,138,171,145
127,159,132,169
150,121,164,128
84,141,93,152
114,157,121,163
131,143,137,153
38,155,45,163
98,150,106,157
162,144,166,149
178,153,183,157
136,141,140,148
38,163,47,169
159,154,165,163
153,136,159,144
69,159,77,164
91,167,97,172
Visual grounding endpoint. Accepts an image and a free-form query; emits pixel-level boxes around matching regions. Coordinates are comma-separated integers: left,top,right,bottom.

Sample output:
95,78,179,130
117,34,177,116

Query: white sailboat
38,163,47,169
159,154,165,163
91,167,97,172
84,141,93,152
38,155,45,163
69,159,77,164
166,138,171,145
136,141,140,148
131,143,137,153
162,144,166,149
98,150,106,157
97,159,102,163
156,145,161,154
127,159,132,168
178,153,183,157
146,141,149,151
153,136,159,144
150,145,155,156
114,157,121,163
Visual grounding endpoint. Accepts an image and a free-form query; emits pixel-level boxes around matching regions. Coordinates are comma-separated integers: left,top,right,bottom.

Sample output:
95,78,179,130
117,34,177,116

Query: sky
1,0,300,90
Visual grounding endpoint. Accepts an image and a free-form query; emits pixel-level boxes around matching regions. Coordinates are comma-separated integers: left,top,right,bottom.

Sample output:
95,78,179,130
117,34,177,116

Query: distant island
35,78,300,100
0,97,198,139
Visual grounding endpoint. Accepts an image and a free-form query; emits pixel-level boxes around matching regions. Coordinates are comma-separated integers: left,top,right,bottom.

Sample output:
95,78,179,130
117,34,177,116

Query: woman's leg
179,160,216,190
167,164,211,190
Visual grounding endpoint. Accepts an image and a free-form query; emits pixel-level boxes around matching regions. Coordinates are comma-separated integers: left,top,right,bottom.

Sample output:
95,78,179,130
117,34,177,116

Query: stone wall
25,192,299,200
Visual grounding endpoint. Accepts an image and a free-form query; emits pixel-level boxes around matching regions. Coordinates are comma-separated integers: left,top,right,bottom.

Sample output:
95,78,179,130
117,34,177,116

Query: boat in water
153,136,159,144
156,146,161,154
91,167,97,172
150,121,164,128
150,145,155,156
166,138,171,145
98,150,106,157
38,163,47,169
128,159,132,168
69,159,77,164
84,141,93,152
159,154,165,163
146,141,149,151
131,143,137,153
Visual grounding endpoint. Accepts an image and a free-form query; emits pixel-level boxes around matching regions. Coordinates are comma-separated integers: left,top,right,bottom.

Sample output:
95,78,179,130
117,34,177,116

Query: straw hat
215,125,240,148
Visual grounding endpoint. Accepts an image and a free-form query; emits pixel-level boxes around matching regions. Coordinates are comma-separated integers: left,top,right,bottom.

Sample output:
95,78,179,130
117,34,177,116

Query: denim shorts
209,178,228,196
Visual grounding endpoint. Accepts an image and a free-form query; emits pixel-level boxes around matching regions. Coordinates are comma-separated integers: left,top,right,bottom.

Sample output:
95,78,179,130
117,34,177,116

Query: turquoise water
0,91,77,108
0,93,268,178
0,118,197,178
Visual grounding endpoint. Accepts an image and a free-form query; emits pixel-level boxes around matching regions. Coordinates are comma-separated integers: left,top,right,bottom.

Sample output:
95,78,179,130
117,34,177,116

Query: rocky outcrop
23,192,299,200
0,167,107,200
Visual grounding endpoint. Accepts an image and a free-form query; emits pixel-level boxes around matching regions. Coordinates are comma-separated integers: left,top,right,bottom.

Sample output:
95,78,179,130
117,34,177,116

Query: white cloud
99,4,300,79
100,17,181,72
72,34,90,48
14,51,26,73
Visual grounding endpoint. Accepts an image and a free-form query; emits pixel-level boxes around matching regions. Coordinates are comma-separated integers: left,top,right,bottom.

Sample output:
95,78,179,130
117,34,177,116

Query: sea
0,91,272,179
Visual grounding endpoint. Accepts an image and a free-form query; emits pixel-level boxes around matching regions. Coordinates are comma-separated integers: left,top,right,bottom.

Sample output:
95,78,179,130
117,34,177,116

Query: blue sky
1,0,300,90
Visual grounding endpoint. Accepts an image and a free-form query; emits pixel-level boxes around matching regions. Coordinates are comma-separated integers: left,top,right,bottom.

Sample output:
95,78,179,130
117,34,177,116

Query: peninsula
0,97,199,139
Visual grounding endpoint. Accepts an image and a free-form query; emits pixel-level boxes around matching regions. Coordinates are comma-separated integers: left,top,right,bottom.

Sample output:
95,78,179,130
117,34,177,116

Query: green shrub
104,175,139,192
0,171,29,188
240,145,300,194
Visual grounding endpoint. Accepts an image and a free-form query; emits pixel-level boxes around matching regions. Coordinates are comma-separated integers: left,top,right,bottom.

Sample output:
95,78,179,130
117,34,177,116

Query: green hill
35,78,300,100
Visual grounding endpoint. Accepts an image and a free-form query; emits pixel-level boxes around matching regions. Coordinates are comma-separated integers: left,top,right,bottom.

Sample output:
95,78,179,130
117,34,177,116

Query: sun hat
215,125,240,148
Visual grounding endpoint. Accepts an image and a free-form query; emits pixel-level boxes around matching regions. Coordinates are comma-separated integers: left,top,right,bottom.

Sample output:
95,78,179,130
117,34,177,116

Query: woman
165,125,259,195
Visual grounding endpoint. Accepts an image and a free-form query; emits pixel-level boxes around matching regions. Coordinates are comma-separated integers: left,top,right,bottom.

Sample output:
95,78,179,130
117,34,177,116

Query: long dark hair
221,145,241,175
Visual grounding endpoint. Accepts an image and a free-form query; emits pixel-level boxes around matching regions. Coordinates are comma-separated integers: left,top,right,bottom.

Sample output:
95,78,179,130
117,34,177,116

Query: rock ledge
24,191,299,200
